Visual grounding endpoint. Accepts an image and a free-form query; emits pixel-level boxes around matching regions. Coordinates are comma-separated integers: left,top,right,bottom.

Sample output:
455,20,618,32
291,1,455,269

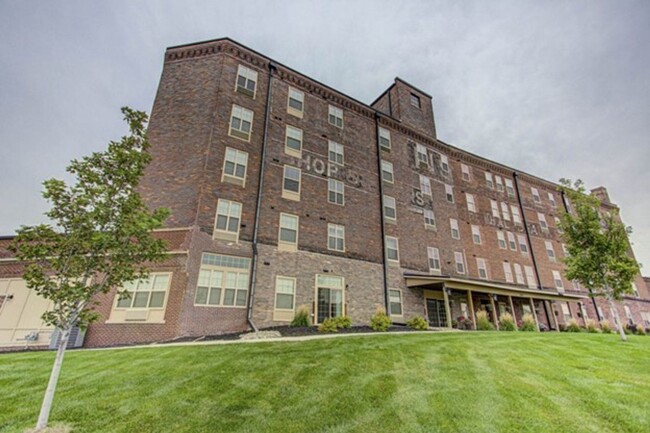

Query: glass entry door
317,287,343,323
426,299,447,327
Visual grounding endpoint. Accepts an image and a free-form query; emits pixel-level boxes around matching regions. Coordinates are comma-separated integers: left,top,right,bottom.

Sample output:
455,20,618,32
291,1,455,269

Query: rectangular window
386,236,399,262
235,64,257,97
545,241,556,261
194,254,251,308
116,273,171,309
389,289,403,316
328,141,344,165
328,179,344,205
274,276,296,320
514,264,525,285
511,206,521,225
461,163,471,181
381,160,394,183
503,262,514,283
531,187,541,203
518,234,528,253
491,200,500,218
282,165,301,200
440,154,450,174
555,217,563,233
416,143,428,167
501,202,510,221
553,270,564,291
222,147,248,186
485,172,494,189
450,218,460,240
466,193,477,213
497,230,507,249
410,93,421,108
632,282,639,297
420,175,432,196
507,232,517,251
287,87,304,117
384,195,396,221
471,225,481,244
548,192,557,208
455,252,466,274
524,266,536,288
279,213,299,251
285,125,303,156
445,184,454,203
327,224,345,252
214,199,242,241
328,105,343,128
477,258,488,280
538,213,548,231
379,127,391,150
228,104,254,141
428,247,441,273
495,176,504,192
317,275,344,323
505,179,515,198
424,209,436,229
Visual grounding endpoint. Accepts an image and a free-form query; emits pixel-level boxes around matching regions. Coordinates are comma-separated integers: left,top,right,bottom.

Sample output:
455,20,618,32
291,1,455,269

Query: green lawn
1,332,649,433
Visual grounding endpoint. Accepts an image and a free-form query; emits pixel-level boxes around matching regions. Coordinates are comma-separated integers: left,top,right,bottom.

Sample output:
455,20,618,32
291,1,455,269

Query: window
214,199,242,241
491,200,500,218
495,176,504,192
485,172,494,189
235,64,257,97
285,125,303,156
445,184,454,203
424,209,436,229
511,206,521,225
328,141,344,165
518,234,528,253
317,275,344,323
386,236,399,262
416,143,428,167
427,247,441,273
507,232,517,251
282,166,301,200
454,252,465,274
328,179,344,205
420,175,432,196
384,195,396,221
381,160,394,183
561,304,572,322
641,311,650,327
287,87,304,117
497,230,507,249
389,289,403,316
328,224,345,252
471,225,481,244
505,179,515,198
545,241,555,261
555,217,563,233
503,262,514,283
440,154,449,174
328,105,343,128
410,93,421,108
461,164,471,181
450,218,460,240
477,258,488,280
274,277,296,320
501,202,510,221
466,193,477,213
548,192,557,208
624,306,634,324
632,282,639,297
514,264,525,285
222,147,248,186
228,104,254,141
279,213,299,251
524,266,536,288
552,270,564,291
194,254,251,308
561,244,569,257
573,280,583,291
531,187,541,203
538,213,548,231
116,273,170,309
379,127,391,150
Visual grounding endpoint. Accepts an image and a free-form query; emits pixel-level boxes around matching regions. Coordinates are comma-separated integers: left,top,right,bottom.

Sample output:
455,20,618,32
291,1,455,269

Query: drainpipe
374,113,391,314
512,172,552,328
246,61,276,332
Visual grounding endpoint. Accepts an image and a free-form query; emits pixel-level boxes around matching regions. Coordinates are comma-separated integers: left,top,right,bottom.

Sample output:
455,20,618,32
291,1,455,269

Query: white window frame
477,258,488,280
114,273,171,311
278,213,299,252
440,154,450,174
501,202,510,221
273,276,296,321
214,199,242,242
461,163,471,181
454,251,466,274
491,200,500,218
282,165,301,201
466,193,477,213
545,240,556,261
503,262,514,283
450,218,460,240
221,147,248,187
285,125,303,157
507,231,517,251
548,192,557,208
514,264,525,285
511,205,521,225
553,270,564,291
194,254,251,309
328,140,344,165
384,195,396,221
381,160,394,183
235,64,258,97
416,143,428,168
327,224,345,252
485,172,494,189
495,176,504,192
531,187,541,204
424,209,436,230
518,234,528,253
386,236,399,262
328,179,344,205
428,247,441,274
445,184,454,203
328,105,343,128
379,127,391,150
505,179,515,198
497,230,507,249
228,104,254,141
471,225,481,245
420,175,432,196
389,289,403,316
524,266,536,288
538,213,548,231
287,87,304,118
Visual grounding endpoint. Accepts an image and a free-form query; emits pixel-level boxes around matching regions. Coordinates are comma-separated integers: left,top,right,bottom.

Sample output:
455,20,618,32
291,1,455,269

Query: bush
519,313,537,332
566,318,582,332
333,315,352,329
406,315,429,331
499,312,517,331
475,310,495,331
290,305,311,328
370,307,392,332
636,325,646,336
585,319,599,333
600,320,613,334
318,318,338,333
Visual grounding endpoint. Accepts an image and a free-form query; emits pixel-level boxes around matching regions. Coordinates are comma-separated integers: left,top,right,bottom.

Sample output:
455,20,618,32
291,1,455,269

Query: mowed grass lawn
1,332,650,433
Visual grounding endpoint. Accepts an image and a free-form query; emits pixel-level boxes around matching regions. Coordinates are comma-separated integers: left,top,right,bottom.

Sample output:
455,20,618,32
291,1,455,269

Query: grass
1,332,649,433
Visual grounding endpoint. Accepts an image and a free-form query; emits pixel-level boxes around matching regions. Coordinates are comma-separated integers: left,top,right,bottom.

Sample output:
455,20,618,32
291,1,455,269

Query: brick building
2,37,649,348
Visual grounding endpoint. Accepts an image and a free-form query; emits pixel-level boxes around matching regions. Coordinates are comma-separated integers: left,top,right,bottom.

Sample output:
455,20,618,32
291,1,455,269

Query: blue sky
1,0,649,269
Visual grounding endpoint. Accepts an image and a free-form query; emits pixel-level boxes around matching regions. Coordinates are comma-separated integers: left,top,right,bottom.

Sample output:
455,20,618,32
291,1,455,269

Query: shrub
566,318,582,332
318,318,338,333
370,307,392,332
406,315,429,331
499,312,517,331
458,317,474,330
636,325,646,336
585,319,599,333
475,310,495,331
600,320,613,334
290,305,311,328
519,313,537,332
333,315,352,329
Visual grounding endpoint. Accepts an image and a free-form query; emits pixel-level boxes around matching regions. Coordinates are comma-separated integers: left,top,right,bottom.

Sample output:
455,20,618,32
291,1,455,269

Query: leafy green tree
558,179,640,342
10,107,169,430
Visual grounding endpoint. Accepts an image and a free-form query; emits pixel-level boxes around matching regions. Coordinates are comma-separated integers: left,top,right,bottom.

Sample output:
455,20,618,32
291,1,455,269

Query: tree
558,179,640,341
10,107,169,430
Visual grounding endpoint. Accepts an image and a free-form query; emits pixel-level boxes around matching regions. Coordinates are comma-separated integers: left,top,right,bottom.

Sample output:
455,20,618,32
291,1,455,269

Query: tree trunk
35,327,71,430
607,296,627,342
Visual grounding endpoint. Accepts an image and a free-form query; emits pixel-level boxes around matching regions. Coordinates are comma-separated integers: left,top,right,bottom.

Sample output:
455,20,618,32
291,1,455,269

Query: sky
1,0,649,269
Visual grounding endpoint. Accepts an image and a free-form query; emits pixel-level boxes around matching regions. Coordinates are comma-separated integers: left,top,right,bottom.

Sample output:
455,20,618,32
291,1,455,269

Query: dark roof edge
369,82,397,107
394,77,433,98
0,235,16,240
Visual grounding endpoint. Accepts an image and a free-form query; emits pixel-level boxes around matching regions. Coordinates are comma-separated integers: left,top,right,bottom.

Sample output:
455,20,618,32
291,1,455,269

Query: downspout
513,172,552,328
246,61,276,332
374,113,391,314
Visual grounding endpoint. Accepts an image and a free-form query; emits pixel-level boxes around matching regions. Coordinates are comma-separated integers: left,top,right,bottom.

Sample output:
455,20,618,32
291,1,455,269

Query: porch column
508,295,517,327
442,287,453,328
467,290,477,330
489,294,499,330
550,302,560,332
529,297,540,331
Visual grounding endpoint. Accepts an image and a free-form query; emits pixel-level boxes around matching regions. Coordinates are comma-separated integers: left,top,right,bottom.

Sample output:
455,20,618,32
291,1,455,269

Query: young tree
558,179,640,341
10,107,169,430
